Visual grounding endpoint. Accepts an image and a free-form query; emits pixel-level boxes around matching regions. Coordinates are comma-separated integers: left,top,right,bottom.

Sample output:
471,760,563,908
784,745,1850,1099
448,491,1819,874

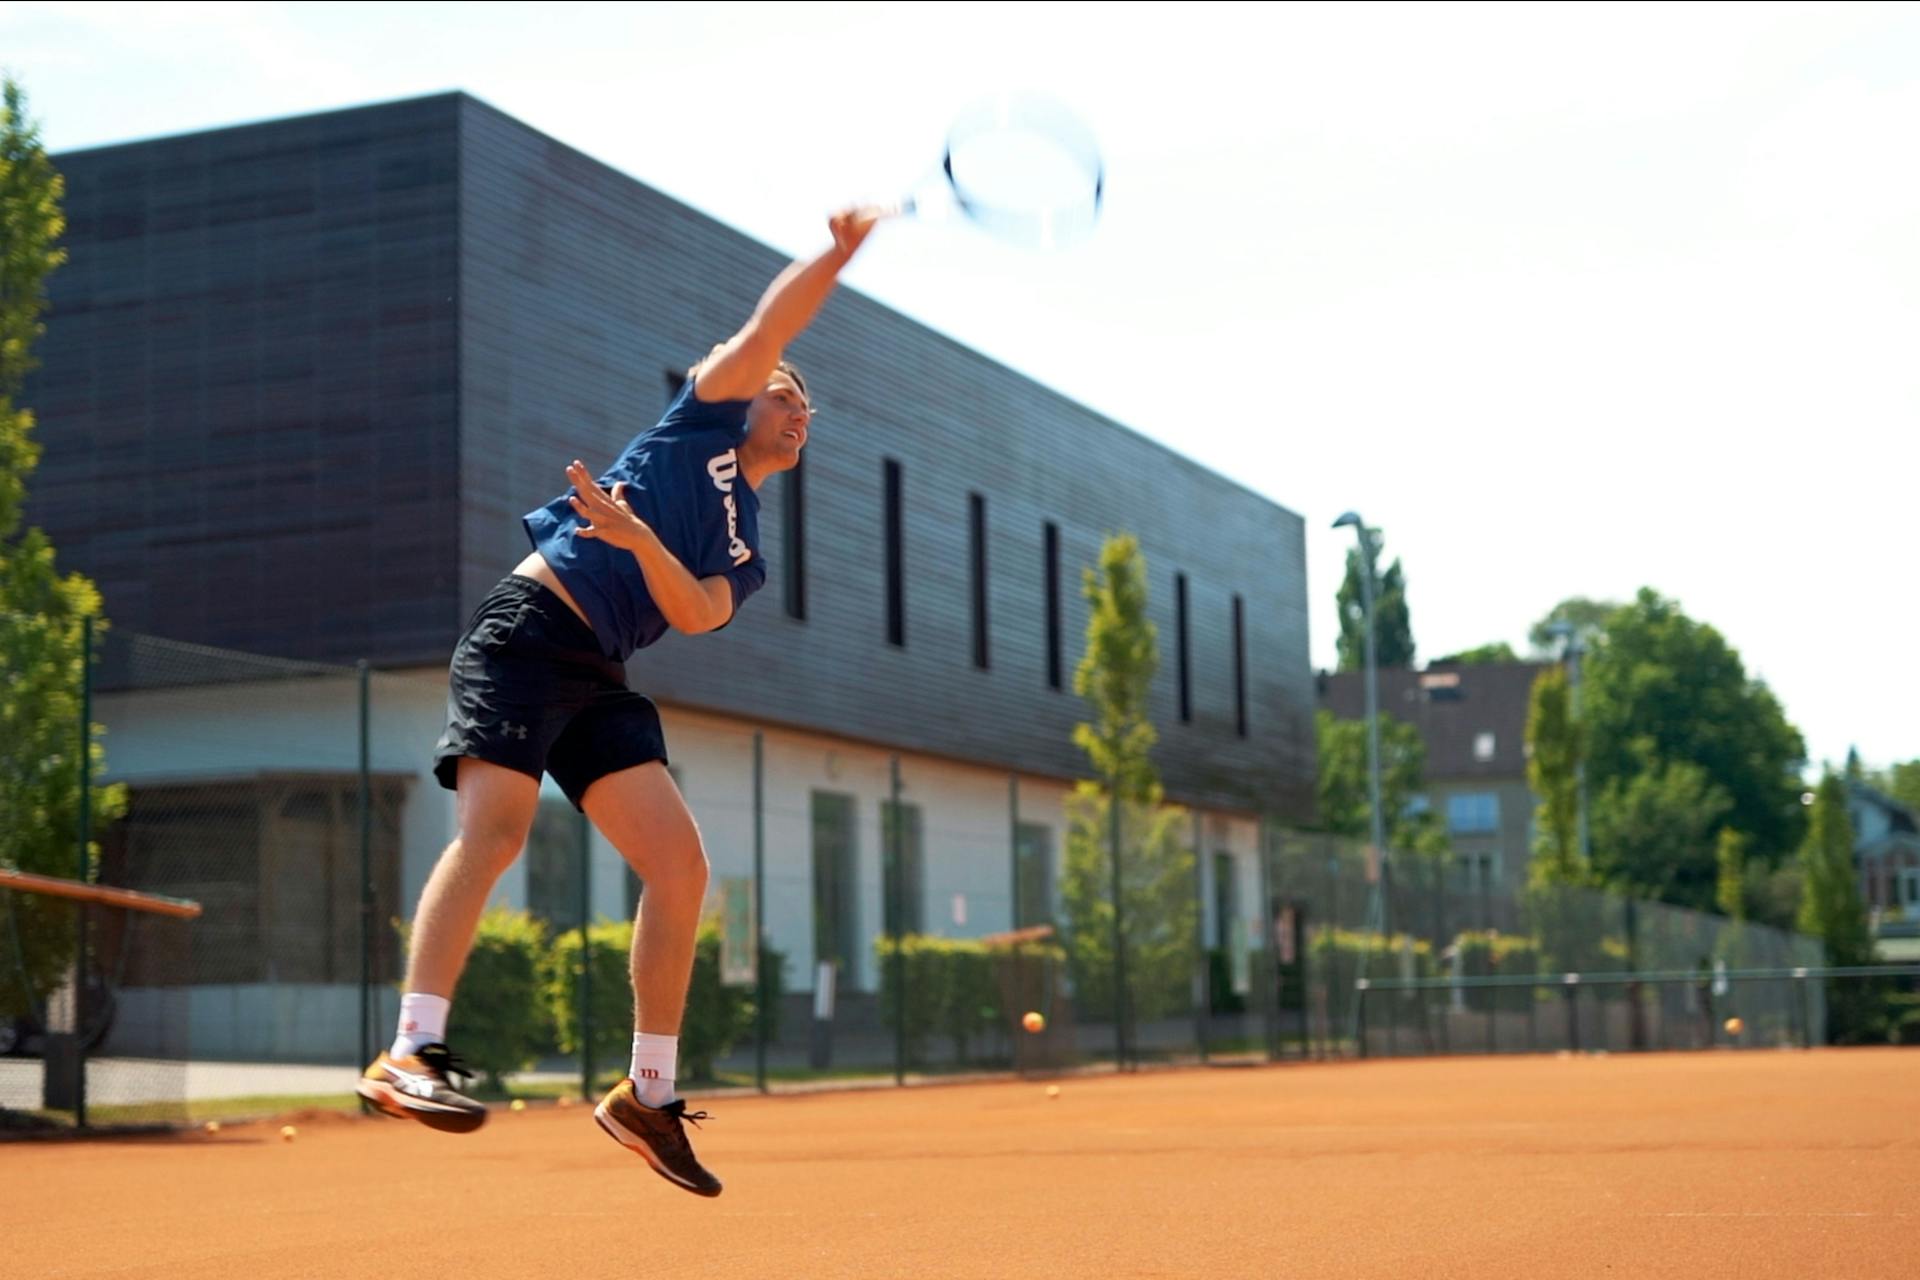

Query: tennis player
357,206,883,1197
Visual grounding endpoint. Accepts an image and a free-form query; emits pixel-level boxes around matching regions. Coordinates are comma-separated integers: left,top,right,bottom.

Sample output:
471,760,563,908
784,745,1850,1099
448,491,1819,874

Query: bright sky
6,1,1918,773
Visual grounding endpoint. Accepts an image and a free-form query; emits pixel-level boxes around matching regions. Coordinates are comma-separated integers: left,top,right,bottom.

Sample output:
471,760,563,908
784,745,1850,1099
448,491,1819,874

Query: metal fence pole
1109,787,1127,1071
1009,774,1020,930
357,660,372,1084
890,756,905,1086
1255,822,1278,1061
754,731,768,1093
74,615,93,1128
578,811,593,1100
1193,808,1208,1063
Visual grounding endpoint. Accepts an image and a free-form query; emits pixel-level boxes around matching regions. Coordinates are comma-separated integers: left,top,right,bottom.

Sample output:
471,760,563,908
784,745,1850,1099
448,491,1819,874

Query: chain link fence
4,613,1905,1133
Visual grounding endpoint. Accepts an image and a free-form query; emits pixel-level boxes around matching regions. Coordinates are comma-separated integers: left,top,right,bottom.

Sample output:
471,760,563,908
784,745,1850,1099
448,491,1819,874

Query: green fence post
1193,809,1208,1064
578,810,593,1100
74,615,93,1129
1109,787,1127,1071
1009,774,1020,931
1256,821,1277,1062
890,755,905,1087
358,660,372,1097
754,732,768,1093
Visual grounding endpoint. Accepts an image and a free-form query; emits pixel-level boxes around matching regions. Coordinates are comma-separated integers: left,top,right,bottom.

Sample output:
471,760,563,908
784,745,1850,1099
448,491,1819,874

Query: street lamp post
1333,513,1387,867
1545,622,1591,864
1334,511,1389,1054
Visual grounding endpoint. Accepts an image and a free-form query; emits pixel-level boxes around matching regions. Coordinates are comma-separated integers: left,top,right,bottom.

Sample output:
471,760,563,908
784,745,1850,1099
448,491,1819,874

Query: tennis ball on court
556,1094,576,1108
1045,1084,1061,1100
279,1125,297,1142
510,1098,527,1112
203,1120,221,1135
1022,1011,1046,1034
1724,1016,1744,1036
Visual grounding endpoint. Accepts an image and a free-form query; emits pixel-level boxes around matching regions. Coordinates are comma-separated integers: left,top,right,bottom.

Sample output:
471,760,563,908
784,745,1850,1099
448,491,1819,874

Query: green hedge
542,916,788,1083
406,908,786,1090
1448,930,1540,1012
875,934,1066,1066
1309,927,1434,1000
543,919,635,1075
433,907,555,1088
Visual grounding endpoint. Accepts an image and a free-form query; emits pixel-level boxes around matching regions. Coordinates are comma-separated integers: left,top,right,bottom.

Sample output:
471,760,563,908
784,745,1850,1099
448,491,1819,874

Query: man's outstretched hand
567,461,653,553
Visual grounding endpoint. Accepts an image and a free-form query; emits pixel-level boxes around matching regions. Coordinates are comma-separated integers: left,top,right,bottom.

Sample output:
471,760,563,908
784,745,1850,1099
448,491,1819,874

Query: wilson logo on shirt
707,450,751,566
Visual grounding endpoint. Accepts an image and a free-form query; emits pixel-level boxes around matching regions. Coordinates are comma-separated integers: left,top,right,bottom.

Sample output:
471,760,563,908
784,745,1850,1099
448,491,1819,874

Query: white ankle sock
630,1032,678,1107
391,993,450,1060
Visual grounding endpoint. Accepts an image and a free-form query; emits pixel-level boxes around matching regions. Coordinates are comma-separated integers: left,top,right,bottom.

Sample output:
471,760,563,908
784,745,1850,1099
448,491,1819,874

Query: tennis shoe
357,1043,488,1134
594,1078,723,1197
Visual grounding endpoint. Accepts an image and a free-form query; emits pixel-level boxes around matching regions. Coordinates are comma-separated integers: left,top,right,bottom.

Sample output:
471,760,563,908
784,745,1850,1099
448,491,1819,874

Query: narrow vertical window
1044,521,1062,690
1176,571,1191,723
885,459,905,647
970,493,989,669
1232,593,1248,738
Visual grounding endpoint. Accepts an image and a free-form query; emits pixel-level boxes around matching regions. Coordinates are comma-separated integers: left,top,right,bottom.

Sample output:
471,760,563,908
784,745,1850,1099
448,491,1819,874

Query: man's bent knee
451,758,539,870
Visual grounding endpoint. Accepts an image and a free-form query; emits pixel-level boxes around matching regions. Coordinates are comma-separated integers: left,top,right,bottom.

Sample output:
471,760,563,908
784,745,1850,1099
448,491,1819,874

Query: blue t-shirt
524,379,767,661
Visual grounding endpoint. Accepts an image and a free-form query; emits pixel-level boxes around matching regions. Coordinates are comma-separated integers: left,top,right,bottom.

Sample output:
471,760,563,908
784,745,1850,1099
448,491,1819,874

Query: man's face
744,370,811,471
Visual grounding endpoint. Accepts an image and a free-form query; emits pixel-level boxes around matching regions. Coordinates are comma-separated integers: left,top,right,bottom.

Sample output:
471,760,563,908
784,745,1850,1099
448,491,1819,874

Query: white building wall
96,673,1108,1024
658,706,1074,994
1195,811,1265,994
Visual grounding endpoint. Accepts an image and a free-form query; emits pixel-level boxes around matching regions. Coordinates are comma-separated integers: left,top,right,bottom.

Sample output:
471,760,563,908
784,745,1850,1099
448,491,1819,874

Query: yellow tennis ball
1724,1016,1744,1036
510,1098,527,1112
1022,1011,1046,1034
1045,1084,1061,1099
279,1125,297,1142
203,1120,221,1135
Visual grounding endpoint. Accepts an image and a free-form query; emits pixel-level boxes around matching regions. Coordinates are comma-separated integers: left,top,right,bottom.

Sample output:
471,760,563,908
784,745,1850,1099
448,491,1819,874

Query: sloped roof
1318,661,1551,781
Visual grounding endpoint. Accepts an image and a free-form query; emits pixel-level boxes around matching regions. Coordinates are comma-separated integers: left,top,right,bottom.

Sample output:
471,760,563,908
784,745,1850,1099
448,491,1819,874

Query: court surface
10,1049,1911,1279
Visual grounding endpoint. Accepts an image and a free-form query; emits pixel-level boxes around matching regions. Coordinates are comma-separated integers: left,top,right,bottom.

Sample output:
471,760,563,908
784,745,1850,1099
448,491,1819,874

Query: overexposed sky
6,1,1917,772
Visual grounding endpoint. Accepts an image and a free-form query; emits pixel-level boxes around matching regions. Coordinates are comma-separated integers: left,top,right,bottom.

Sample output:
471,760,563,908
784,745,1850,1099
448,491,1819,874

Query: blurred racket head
905,92,1104,250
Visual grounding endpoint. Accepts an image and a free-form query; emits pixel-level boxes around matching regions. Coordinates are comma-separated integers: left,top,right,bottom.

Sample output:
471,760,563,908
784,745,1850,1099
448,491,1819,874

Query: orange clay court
11,1049,1912,1279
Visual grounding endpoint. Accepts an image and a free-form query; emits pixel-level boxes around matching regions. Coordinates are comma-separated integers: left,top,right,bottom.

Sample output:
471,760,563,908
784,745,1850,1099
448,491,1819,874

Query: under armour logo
503,722,528,740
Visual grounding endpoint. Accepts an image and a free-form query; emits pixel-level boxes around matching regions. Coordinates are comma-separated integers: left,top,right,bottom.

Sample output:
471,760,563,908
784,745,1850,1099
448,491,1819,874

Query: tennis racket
891,92,1105,250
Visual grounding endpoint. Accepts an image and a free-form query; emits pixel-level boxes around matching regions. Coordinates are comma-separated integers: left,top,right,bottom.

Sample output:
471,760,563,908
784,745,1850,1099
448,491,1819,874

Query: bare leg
581,762,710,1036
402,758,542,997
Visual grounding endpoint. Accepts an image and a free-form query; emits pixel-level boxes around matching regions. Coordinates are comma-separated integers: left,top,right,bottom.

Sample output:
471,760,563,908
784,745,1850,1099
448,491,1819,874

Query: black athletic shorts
432,574,668,809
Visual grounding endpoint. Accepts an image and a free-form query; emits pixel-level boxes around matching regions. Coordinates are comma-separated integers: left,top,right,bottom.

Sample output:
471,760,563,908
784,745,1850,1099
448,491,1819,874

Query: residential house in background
1319,661,1549,900
1847,782,1920,961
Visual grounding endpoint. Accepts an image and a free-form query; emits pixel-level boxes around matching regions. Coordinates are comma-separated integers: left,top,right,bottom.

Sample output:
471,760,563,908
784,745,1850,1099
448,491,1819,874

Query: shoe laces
657,1097,711,1140
416,1043,473,1086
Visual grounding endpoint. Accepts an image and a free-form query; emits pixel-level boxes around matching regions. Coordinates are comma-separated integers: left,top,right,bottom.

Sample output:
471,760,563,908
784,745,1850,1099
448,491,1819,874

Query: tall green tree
1590,758,1732,909
1796,774,1871,958
1528,597,1618,655
1335,529,1414,671
1796,773,1879,1040
0,78,126,1024
1581,589,1806,901
1525,666,1585,888
1314,709,1436,852
1715,828,1749,922
1059,534,1195,1026
1868,759,1920,816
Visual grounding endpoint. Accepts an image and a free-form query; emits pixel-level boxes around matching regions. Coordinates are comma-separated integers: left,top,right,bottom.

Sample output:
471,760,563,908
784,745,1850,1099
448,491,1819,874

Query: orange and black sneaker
357,1043,488,1134
593,1078,723,1197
